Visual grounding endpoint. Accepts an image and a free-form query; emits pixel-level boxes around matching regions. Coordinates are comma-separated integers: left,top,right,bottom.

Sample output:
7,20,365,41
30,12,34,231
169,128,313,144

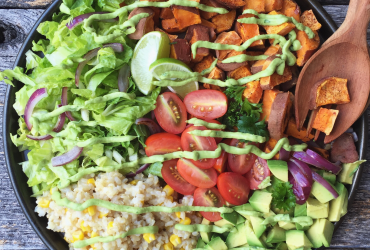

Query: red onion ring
136,164,150,174
290,158,313,184
103,43,124,53
126,172,136,178
51,146,83,167
312,172,339,199
279,148,290,161
292,150,341,174
135,118,161,134
61,87,75,121
26,134,53,141
24,88,48,131
288,161,312,204
66,12,119,30
118,64,130,92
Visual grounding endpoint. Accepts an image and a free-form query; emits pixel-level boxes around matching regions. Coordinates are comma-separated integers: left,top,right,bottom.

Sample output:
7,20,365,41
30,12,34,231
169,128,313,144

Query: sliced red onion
51,146,83,167
53,104,66,132
126,172,137,178
290,158,313,184
288,161,312,205
292,150,342,174
61,87,75,121
279,148,290,161
24,88,48,131
312,172,339,199
289,173,306,205
66,12,119,30
26,134,53,141
103,43,124,53
136,164,150,174
118,64,130,92
151,111,156,121
135,118,161,134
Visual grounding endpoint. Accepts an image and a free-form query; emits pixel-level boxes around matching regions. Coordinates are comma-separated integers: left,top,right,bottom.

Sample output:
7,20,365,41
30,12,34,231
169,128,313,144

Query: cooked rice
35,172,201,250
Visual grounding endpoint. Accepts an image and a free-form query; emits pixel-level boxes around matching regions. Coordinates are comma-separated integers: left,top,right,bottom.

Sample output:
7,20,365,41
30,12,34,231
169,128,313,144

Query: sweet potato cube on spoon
312,108,339,135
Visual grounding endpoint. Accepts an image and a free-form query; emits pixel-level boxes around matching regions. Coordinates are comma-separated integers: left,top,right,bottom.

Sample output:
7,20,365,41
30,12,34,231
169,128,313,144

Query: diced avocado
260,233,274,248
306,219,334,248
311,181,336,203
278,221,296,230
294,203,307,217
214,219,233,228
234,203,263,219
249,191,273,213
236,214,246,224
323,172,336,185
341,187,349,217
196,238,206,248
264,210,277,226
221,211,245,226
338,160,366,184
268,160,288,182
306,197,329,219
273,206,294,217
329,182,348,222
276,242,289,250
225,221,248,248
296,223,310,231
286,230,313,250
250,216,267,238
206,236,228,250
200,218,212,243
267,224,286,243
245,220,266,247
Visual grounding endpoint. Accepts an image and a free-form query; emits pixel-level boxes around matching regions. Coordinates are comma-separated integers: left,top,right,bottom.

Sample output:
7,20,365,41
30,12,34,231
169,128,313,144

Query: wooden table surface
0,0,369,249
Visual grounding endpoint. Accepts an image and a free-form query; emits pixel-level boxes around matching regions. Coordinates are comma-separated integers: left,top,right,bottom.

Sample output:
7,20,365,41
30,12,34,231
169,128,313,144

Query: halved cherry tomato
161,159,196,195
213,150,228,174
154,92,187,134
193,187,225,222
206,119,223,143
177,158,217,188
228,139,258,175
183,90,228,120
181,125,217,169
245,157,271,190
145,133,182,157
217,172,250,205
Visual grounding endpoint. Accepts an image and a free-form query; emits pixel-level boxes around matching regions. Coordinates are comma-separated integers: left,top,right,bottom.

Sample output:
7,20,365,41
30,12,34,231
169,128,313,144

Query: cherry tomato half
213,150,228,174
228,139,258,175
245,157,271,190
193,187,225,222
206,119,223,143
217,172,250,205
181,125,217,169
154,92,187,134
145,133,182,157
183,90,228,120
177,158,217,188
161,159,197,195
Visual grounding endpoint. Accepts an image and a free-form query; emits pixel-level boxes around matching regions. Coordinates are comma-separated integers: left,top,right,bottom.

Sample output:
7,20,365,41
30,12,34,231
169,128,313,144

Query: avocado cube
286,230,313,250
220,211,239,225
311,181,336,203
323,172,336,185
338,160,366,184
341,188,349,217
206,236,228,250
267,160,288,182
306,219,334,248
225,221,248,248
306,197,329,219
276,242,289,250
267,224,286,243
294,203,307,217
260,233,274,248
200,218,212,243
329,182,348,222
196,238,206,248
278,221,296,230
296,223,310,231
250,216,267,238
249,191,272,213
245,220,266,247
214,219,233,228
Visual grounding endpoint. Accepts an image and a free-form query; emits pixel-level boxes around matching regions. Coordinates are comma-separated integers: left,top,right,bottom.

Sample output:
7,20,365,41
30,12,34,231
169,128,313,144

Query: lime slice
149,58,199,99
131,31,171,95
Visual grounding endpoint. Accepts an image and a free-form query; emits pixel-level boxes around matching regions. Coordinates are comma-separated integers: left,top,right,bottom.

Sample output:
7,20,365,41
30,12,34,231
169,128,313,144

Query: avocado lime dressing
188,130,266,143
174,224,233,234
187,118,226,129
222,54,269,64
201,59,218,76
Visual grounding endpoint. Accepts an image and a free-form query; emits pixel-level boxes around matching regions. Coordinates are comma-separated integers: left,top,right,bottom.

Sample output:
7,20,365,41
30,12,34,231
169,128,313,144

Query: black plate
3,1,368,249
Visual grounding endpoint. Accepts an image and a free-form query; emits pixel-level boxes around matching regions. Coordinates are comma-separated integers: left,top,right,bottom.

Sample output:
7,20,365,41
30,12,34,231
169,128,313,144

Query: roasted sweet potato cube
201,19,217,41
149,7,161,26
264,11,295,36
186,25,211,57
296,30,320,66
218,50,248,71
208,67,225,80
214,31,242,60
312,108,339,135
193,54,215,74
281,0,300,21
160,7,174,19
172,6,201,29
128,8,155,40
213,0,247,8
162,18,186,33
264,138,280,160
227,65,252,80
301,10,322,31
200,0,224,19
251,45,282,74
211,9,236,33
170,39,191,64
191,53,205,63
236,14,265,47
243,80,263,103
261,89,281,122
309,77,350,110
286,118,314,142
155,27,178,42
246,51,264,67
204,83,225,92
260,64,292,90
243,0,265,13
265,0,283,12
279,65,298,91
330,133,359,163
268,92,293,140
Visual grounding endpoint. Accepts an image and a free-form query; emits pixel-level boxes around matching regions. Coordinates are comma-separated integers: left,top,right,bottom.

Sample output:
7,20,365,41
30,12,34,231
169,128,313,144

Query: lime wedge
131,31,171,95
149,58,199,99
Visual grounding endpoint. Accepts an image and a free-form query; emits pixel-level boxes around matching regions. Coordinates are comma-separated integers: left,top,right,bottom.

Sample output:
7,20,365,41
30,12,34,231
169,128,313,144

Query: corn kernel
143,233,156,243
72,230,84,242
164,242,174,250
90,245,96,249
175,212,182,218
91,231,99,238
87,206,96,216
107,221,114,229
39,198,50,208
99,212,108,218
65,208,68,213
87,178,95,185
81,221,91,233
83,208,89,214
130,180,138,185
163,185,174,196
167,196,174,202
180,217,191,225
50,188,53,195
170,235,181,247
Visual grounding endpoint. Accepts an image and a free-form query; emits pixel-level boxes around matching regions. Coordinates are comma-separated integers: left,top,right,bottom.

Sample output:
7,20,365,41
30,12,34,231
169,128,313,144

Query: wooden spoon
295,0,370,144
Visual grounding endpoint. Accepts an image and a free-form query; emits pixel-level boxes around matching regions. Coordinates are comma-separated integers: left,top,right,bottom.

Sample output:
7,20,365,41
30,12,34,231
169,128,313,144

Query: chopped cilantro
224,86,246,104
271,179,296,212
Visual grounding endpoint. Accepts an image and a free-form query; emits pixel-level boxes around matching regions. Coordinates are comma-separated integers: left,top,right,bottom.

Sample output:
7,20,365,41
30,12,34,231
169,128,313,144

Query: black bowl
3,1,368,249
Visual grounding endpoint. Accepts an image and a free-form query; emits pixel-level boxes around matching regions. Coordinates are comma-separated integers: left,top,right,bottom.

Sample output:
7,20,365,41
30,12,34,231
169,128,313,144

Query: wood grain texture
0,3,369,250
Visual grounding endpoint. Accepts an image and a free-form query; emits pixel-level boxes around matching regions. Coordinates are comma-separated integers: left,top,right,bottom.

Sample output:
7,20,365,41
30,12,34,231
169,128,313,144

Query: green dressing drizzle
174,224,233,234
222,54,269,64
188,130,266,143
187,118,226,129
33,105,83,121
200,59,218,76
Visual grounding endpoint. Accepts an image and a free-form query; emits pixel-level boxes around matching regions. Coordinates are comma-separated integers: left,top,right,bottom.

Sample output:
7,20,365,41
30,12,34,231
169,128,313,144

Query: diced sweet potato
218,50,248,71
251,45,282,74
160,7,174,19
204,67,226,91
170,39,191,64
211,9,237,33
268,92,293,140
155,27,178,42
201,19,217,41
265,0,283,12
172,6,201,29
162,18,186,33
312,108,339,135
214,31,243,60
236,14,265,48
200,0,224,19
214,0,247,8
330,133,359,163
243,80,263,103
193,54,215,74
227,64,252,80
301,10,322,31
281,0,300,21
309,77,351,110
191,53,204,63
264,138,280,160
264,11,295,36
246,51,264,67
286,118,314,142
296,30,320,66
261,89,281,122
243,0,265,13
149,7,161,26
128,7,155,40
260,63,292,90
279,65,298,91
185,25,211,57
